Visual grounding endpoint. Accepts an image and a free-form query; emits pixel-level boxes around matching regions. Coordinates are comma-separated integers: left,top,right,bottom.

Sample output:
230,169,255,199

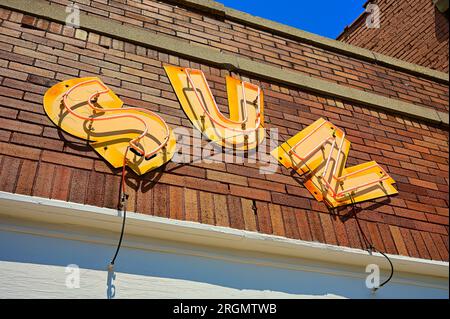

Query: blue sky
219,0,367,39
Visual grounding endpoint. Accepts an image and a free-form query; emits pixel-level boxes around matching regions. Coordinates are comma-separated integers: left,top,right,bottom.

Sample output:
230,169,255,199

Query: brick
269,203,285,236
169,186,184,220
389,225,408,256
0,141,40,160
255,201,272,234
0,106,18,119
319,213,338,245
85,171,105,207
425,213,448,225
409,178,439,190
0,50,34,65
271,192,311,209
343,218,364,250
429,233,448,261
153,184,169,218
332,217,350,247
410,230,431,259
420,232,442,261
199,191,215,224
33,162,55,198
308,211,325,243
14,159,37,195
185,176,228,194
227,195,245,230
0,118,42,135
393,207,427,221
184,188,199,222
281,206,300,239
41,151,93,170
9,61,55,78
399,228,420,258
11,132,64,151
0,86,24,99
292,209,311,241
207,170,247,186
241,198,257,231
365,222,385,251
230,185,270,201
51,165,72,201
134,177,152,215
213,193,229,227
0,156,20,192
103,174,121,210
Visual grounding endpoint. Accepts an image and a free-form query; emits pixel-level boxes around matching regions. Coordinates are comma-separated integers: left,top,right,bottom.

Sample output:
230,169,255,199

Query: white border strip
0,191,448,279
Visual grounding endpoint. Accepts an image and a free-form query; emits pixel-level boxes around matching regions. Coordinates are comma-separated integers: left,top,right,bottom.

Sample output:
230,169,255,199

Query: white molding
0,191,448,280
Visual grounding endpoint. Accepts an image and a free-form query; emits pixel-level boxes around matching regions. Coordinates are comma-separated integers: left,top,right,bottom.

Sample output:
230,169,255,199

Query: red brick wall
338,0,449,73
0,2,448,262
44,0,449,112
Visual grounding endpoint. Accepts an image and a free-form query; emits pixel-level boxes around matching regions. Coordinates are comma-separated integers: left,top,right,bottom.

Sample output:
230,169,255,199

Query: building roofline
165,0,449,83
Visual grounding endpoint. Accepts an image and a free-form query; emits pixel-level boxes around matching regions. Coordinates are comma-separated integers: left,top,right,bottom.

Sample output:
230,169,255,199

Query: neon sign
164,66,265,150
43,77,177,175
43,72,397,208
271,118,398,208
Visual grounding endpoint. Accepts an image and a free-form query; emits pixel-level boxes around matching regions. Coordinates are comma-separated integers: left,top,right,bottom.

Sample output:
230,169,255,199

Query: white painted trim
0,191,448,280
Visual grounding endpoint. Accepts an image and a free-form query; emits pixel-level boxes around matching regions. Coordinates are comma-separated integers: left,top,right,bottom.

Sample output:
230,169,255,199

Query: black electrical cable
109,198,127,267
349,195,394,289
109,148,129,269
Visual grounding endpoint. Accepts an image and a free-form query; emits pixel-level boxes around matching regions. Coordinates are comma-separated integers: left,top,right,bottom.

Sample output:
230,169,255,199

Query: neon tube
184,68,261,133
62,79,170,159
